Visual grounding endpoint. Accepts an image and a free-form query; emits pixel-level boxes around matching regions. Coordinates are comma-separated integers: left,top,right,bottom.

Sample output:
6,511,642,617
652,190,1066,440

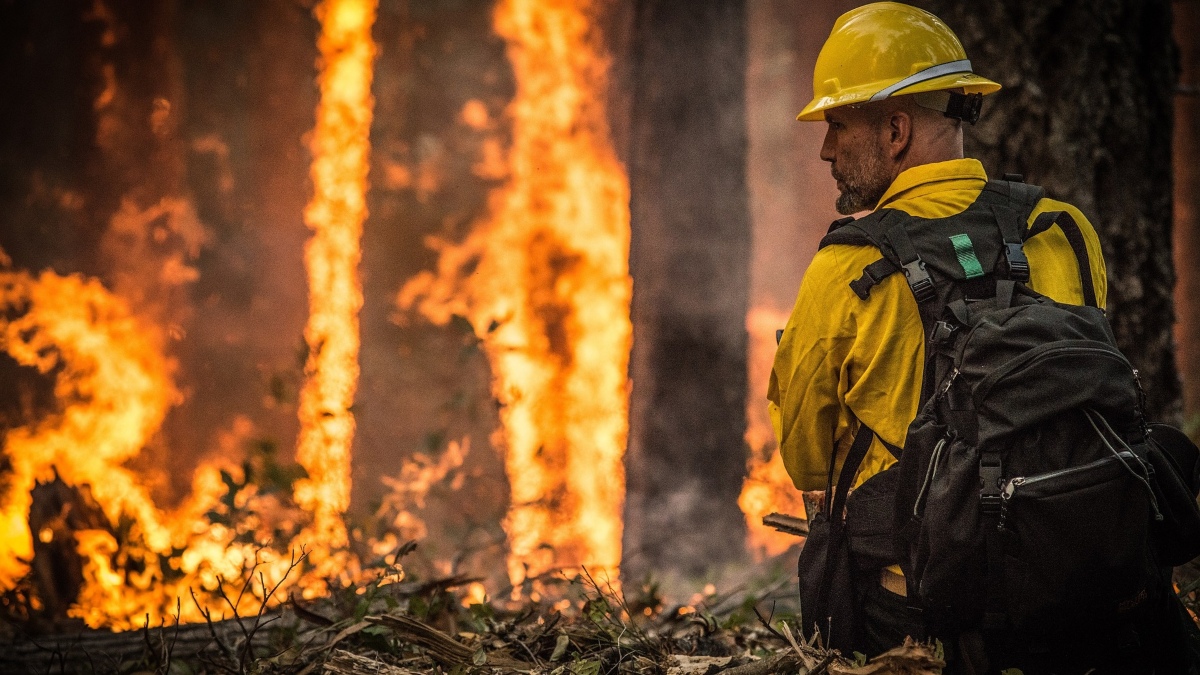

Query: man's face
820,106,893,215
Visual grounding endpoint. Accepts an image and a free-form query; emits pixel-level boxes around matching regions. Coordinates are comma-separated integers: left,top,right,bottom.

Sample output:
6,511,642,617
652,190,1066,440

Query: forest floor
1,549,947,674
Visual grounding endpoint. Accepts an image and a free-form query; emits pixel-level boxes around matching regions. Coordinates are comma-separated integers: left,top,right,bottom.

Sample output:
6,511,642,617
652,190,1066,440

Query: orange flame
739,306,806,558
292,0,378,573
399,0,631,583
0,0,386,627
376,438,469,547
0,269,304,629
0,270,178,589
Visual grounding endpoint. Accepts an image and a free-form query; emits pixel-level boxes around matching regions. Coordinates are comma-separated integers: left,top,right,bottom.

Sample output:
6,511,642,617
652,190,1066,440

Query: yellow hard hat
797,2,1001,122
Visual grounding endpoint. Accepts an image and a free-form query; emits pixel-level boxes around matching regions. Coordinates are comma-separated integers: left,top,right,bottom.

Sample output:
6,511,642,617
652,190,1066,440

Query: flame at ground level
0,269,321,629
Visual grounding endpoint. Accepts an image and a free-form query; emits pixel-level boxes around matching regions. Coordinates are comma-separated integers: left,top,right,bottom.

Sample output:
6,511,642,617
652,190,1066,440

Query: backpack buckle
979,459,1003,515
903,259,936,303
1005,243,1030,282
930,320,957,345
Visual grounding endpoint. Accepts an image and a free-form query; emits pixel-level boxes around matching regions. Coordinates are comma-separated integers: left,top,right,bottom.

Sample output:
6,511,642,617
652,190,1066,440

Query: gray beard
835,190,876,215
833,156,890,215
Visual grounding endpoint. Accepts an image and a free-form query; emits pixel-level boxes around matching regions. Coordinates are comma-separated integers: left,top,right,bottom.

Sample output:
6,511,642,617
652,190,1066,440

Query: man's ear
884,110,913,160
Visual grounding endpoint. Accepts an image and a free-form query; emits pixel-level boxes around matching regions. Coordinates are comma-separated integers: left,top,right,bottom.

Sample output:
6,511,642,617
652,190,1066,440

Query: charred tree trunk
1175,1,1200,434
916,0,1181,421
164,0,317,499
623,0,751,576
28,475,109,626
0,3,106,434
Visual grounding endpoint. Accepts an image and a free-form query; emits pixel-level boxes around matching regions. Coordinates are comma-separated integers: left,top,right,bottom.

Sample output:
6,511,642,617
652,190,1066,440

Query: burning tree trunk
915,0,1181,421
397,0,632,582
292,0,378,577
1175,1,1200,433
623,0,752,576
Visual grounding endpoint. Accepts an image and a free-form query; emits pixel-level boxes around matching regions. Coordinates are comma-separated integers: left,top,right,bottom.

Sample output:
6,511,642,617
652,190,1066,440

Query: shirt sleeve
1025,199,1108,310
770,244,925,491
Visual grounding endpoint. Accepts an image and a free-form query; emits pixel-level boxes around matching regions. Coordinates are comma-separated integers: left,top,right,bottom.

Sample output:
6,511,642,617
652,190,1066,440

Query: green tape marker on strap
949,233,984,279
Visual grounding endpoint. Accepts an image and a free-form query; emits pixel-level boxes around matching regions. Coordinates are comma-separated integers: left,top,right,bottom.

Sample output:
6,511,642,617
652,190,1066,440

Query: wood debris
0,564,949,674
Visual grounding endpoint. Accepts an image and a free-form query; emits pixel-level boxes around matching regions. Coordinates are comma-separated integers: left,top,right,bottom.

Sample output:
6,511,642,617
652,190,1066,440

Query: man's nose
819,127,835,163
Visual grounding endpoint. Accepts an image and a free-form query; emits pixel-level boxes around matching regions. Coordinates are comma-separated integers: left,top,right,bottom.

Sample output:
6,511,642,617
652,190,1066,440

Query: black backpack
802,178,1200,665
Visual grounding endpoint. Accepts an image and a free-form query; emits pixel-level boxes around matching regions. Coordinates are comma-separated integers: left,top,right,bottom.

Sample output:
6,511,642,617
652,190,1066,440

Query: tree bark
623,0,751,576
1175,0,1200,433
915,0,1181,421
0,1,100,275
160,0,318,500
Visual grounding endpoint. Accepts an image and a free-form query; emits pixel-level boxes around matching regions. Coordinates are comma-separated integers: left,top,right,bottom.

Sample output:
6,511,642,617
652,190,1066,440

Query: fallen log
717,652,802,675
0,609,300,673
366,612,532,669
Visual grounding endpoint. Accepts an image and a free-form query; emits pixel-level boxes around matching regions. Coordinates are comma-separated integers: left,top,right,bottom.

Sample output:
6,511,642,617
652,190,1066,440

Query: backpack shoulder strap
981,177,1098,307
980,178,1046,216
823,423,883,520
976,179,1047,283
819,214,880,249
819,210,928,302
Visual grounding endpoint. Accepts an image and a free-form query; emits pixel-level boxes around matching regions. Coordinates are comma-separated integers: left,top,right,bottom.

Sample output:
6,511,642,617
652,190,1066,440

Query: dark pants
854,571,1200,675
855,576,925,657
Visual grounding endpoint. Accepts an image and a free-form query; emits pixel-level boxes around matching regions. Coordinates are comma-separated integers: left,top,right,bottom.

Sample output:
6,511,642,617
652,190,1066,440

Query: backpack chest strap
850,258,900,300
837,211,938,304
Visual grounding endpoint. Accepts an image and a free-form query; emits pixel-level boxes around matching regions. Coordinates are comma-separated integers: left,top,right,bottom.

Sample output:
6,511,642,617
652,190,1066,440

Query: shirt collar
874,158,988,211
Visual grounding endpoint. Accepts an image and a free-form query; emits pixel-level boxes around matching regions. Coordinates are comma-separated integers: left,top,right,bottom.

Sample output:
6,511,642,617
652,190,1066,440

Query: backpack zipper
935,368,959,402
1002,450,1138,494
973,342,1131,405
998,451,1138,530
998,447,1144,533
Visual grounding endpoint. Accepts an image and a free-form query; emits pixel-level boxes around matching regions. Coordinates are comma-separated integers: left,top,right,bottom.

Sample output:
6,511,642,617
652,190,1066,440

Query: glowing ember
739,306,806,558
399,0,631,583
292,0,379,573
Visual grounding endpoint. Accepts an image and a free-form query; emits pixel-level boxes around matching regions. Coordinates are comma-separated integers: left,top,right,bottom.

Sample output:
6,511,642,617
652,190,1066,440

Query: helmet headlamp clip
944,92,983,125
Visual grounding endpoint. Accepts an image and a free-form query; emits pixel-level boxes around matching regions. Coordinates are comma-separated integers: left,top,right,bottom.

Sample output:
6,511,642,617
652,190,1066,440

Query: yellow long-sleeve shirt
769,159,1108,491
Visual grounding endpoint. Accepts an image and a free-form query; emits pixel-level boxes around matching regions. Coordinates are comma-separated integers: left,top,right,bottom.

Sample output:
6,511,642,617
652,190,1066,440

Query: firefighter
770,0,1109,664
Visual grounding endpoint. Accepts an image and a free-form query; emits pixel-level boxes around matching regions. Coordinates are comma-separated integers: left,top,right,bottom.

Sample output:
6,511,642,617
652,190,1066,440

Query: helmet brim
796,72,1002,121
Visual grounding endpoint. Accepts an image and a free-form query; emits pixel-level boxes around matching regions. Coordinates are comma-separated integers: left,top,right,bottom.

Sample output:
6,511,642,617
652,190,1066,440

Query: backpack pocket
797,510,856,650
912,437,987,624
846,466,900,571
1142,427,1200,565
998,451,1157,629
1148,423,1200,494
892,410,949,581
